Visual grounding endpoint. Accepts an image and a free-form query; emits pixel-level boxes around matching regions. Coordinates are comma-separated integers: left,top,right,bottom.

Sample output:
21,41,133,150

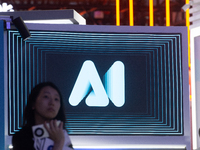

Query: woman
12,82,73,150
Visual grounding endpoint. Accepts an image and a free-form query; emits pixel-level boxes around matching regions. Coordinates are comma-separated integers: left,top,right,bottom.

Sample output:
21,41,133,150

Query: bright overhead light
0,3,14,12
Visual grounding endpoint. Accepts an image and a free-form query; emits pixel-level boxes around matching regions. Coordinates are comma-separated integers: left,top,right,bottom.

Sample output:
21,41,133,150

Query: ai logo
69,60,125,107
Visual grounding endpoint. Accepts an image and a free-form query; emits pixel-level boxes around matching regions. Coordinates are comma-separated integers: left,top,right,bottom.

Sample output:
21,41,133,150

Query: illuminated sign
69,60,125,107
8,29,186,136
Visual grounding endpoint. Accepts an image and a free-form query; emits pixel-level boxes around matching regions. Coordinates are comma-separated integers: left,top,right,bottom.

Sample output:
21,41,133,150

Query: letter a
69,60,109,106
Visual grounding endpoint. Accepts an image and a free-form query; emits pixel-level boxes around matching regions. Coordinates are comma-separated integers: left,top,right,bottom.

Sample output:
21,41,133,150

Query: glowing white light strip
24,19,73,24
190,26,200,149
9,144,186,150
73,145,186,149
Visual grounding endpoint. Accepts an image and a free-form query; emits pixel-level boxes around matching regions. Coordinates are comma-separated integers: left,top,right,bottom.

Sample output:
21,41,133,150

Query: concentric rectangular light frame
4,24,190,149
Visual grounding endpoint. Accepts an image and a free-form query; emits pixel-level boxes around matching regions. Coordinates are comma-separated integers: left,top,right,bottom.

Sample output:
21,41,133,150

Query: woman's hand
44,120,65,150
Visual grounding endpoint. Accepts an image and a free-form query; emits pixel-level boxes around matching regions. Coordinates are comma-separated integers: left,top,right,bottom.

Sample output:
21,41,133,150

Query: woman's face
33,86,61,123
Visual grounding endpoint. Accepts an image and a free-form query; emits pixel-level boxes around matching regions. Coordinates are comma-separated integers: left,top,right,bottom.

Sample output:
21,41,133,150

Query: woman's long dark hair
23,82,66,128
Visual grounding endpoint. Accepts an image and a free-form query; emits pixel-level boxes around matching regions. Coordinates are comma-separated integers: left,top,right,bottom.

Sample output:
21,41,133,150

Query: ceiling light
0,3,14,12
